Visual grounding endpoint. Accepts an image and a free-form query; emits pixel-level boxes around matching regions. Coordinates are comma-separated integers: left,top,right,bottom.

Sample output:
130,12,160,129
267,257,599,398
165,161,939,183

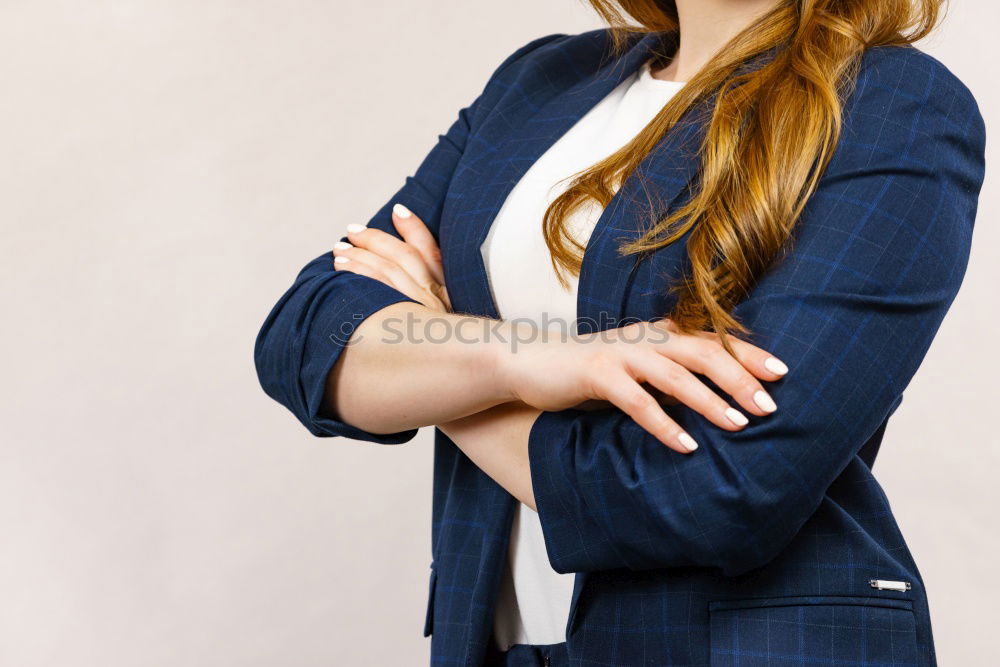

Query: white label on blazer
869,579,911,592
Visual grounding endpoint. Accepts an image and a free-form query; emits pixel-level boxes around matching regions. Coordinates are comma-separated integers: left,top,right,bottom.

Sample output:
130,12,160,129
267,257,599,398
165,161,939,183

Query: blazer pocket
708,595,917,667
422,564,437,638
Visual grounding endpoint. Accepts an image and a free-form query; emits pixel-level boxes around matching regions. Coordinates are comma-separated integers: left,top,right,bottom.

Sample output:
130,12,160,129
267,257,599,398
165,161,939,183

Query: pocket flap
709,595,917,666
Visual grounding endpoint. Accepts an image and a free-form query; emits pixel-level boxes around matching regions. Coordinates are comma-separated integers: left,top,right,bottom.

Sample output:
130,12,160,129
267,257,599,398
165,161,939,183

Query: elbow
711,534,790,578
718,511,805,578
677,487,806,577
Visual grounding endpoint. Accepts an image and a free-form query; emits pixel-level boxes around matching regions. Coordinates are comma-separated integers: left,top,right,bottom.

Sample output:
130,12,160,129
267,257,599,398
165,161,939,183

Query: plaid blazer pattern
254,29,986,666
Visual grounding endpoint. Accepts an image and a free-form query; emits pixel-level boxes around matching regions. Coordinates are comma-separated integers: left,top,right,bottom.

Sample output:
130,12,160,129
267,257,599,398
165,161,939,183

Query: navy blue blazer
255,29,985,666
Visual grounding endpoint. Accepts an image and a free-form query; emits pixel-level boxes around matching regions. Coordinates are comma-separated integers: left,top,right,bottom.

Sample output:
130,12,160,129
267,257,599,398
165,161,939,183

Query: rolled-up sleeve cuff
527,408,624,574
299,271,420,443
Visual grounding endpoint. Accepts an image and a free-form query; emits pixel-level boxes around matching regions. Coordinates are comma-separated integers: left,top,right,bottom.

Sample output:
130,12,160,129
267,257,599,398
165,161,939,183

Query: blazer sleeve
254,33,568,442
528,48,987,576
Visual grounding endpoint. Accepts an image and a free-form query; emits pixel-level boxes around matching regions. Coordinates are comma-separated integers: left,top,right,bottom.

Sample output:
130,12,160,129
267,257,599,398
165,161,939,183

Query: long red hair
543,0,943,351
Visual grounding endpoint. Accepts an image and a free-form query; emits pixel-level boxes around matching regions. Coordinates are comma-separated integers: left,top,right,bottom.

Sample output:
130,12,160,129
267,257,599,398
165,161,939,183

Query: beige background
1,2,996,665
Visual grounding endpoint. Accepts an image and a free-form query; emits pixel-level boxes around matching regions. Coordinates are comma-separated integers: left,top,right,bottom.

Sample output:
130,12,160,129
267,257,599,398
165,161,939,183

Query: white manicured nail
754,390,777,413
392,203,412,218
334,256,350,265
678,432,699,452
764,357,788,375
346,223,365,234
333,241,352,250
725,407,749,426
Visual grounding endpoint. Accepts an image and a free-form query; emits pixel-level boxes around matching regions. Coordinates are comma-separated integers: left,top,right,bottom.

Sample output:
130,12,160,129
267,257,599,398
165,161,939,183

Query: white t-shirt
482,57,685,649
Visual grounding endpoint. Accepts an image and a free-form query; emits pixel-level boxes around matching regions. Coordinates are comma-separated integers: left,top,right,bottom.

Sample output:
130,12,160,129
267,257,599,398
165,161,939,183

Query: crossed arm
328,209,786,511
254,44,984,576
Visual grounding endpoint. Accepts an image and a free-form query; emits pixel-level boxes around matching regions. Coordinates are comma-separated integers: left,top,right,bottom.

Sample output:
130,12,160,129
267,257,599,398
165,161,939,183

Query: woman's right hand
333,204,451,314
495,319,789,453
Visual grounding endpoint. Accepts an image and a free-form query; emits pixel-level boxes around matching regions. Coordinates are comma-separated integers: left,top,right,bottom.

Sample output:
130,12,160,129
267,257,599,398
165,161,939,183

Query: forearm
326,301,517,433
438,402,541,510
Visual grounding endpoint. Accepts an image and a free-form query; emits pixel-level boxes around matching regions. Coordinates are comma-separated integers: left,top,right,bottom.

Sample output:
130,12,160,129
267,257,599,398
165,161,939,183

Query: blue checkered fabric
708,596,919,666
254,29,985,666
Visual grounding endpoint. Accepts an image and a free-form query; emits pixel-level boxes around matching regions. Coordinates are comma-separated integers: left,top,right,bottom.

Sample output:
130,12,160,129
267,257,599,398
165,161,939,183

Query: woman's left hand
333,204,451,313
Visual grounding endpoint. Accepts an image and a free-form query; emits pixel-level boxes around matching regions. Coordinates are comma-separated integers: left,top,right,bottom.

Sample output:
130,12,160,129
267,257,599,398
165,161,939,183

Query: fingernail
678,432,699,452
764,357,788,375
346,223,365,234
334,256,350,265
333,241,352,250
392,203,412,219
754,390,777,413
725,407,749,426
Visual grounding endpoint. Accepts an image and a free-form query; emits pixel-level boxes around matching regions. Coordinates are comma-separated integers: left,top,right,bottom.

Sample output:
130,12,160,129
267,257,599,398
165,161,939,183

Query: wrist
483,319,533,404
484,326,516,404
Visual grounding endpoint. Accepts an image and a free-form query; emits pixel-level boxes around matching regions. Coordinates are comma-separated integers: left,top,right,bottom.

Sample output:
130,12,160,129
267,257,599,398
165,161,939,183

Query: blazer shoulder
859,44,973,95
852,44,983,130
488,32,575,82
486,28,623,82
471,29,620,121
839,44,985,158
818,43,986,236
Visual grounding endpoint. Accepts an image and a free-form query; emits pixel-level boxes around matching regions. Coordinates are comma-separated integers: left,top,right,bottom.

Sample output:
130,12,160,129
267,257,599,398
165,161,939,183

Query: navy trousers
484,639,570,667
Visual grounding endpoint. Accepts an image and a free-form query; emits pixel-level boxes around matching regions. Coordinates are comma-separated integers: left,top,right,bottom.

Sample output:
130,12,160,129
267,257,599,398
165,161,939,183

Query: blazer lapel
575,93,711,333
576,46,780,332
442,30,666,319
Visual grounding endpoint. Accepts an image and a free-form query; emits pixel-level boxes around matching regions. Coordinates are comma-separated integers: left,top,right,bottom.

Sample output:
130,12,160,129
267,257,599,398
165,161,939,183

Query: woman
255,0,985,664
